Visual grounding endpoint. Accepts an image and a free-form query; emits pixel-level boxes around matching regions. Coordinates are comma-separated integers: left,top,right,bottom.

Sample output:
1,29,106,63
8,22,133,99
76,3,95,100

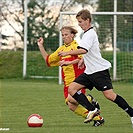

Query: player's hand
37,37,44,46
58,51,68,57
58,60,70,66
78,58,85,69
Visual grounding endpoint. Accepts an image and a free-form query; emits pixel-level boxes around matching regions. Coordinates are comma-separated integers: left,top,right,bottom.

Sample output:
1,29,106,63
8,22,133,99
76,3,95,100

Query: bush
0,51,132,83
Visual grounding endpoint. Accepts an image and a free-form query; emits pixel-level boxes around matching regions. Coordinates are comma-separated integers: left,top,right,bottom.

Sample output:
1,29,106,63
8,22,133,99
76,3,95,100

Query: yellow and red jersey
46,40,85,98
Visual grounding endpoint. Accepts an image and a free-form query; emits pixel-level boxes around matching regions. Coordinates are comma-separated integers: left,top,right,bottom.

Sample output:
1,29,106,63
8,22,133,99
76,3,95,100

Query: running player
37,26,104,126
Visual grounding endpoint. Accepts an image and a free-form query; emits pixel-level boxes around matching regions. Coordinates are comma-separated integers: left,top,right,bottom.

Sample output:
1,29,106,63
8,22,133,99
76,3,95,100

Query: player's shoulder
71,40,78,47
71,43,78,51
83,29,97,39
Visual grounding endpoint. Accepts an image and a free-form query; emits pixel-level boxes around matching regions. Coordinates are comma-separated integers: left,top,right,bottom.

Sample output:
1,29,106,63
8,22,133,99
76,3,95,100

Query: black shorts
73,69,113,91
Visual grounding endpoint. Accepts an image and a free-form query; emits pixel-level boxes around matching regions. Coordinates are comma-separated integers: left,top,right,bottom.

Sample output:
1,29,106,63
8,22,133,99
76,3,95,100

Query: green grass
0,79,133,133
0,51,23,78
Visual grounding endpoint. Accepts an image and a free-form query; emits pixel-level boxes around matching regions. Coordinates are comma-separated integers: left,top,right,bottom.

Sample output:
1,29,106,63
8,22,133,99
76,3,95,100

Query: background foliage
0,0,133,82
1,0,132,51
95,0,133,51
0,51,133,82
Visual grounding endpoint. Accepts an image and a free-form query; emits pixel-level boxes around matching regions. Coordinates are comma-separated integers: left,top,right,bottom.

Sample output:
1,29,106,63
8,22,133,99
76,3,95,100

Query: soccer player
37,26,104,126
58,9,133,127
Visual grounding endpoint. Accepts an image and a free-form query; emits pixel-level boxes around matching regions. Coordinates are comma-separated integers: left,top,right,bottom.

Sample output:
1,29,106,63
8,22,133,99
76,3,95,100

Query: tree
1,0,25,50
1,0,84,50
1,0,97,51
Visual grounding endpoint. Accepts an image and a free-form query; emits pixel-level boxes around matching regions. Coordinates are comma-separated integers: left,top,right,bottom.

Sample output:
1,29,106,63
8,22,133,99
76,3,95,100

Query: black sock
73,91,95,111
114,95,133,117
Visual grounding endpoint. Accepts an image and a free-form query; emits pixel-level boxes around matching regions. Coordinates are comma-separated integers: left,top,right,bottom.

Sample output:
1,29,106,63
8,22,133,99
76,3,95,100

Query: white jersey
78,28,111,74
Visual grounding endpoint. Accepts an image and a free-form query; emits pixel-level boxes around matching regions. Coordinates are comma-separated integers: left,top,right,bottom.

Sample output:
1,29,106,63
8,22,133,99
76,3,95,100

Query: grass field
0,79,133,133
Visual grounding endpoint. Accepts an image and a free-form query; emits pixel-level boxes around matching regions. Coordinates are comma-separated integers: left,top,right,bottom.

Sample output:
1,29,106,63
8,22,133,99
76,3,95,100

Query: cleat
93,118,105,127
91,98,100,110
131,117,133,128
92,115,102,121
87,94,100,110
84,108,100,123
87,94,93,102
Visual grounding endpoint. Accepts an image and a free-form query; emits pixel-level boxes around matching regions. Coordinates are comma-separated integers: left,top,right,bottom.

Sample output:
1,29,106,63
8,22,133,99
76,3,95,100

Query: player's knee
68,103,74,111
68,85,75,95
67,94,77,104
68,83,79,95
105,95,113,101
67,102,77,111
103,90,116,101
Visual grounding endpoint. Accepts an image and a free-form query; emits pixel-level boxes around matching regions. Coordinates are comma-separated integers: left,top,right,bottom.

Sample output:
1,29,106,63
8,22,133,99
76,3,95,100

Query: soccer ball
27,114,43,127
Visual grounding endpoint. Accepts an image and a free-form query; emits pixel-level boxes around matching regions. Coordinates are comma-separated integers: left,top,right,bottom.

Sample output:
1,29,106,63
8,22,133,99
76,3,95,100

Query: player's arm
78,58,85,69
59,58,80,67
58,48,87,57
37,37,48,61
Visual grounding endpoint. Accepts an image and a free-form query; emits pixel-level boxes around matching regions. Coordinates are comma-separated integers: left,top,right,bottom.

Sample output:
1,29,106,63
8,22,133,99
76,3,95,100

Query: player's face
61,29,74,44
77,16,90,31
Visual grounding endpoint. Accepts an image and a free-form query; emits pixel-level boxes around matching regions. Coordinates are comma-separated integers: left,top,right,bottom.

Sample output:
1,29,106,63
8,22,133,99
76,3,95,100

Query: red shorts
64,86,86,99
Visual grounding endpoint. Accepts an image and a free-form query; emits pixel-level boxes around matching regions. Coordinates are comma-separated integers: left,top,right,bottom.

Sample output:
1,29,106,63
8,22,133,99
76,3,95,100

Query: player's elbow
78,46,88,54
79,48,87,54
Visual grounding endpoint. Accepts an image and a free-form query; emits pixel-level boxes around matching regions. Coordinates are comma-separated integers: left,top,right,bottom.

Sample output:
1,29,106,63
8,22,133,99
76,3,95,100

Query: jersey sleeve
46,47,62,67
73,42,83,59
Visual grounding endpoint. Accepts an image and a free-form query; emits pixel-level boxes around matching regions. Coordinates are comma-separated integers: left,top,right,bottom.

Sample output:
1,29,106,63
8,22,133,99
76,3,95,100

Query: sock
114,95,133,117
74,105,88,118
73,91,95,111
74,105,103,121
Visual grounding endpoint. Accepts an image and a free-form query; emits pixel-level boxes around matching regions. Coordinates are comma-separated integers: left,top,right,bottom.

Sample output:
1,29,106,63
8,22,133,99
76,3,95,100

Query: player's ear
86,18,91,23
71,33,75,38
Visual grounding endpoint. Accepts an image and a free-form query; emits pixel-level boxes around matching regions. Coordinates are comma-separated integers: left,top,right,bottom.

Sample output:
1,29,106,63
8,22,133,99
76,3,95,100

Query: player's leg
64,86,88,118
86,94,105,126
68,74,103,123
103,89,133,126
68,82,96,111
67,93,88,117
67,94,104,125
92,69,133,127
67,93,104,126
67,94,95,118
68,81,100,122
64,86,89,118
105,89,133,116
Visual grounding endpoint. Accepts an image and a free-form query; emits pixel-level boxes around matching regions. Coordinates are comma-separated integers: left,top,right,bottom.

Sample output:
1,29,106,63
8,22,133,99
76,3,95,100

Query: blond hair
60,26,78,35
